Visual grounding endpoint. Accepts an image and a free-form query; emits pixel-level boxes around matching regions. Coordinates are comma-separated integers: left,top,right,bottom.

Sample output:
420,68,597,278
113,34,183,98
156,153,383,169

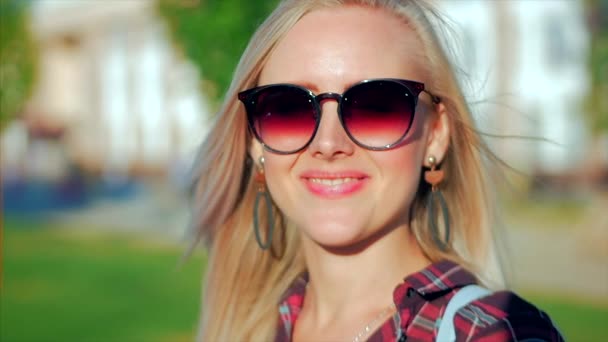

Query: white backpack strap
436,285,491,341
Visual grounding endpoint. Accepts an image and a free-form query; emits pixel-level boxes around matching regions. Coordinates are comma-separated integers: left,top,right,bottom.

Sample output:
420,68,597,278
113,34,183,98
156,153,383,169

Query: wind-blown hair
190,0,505,340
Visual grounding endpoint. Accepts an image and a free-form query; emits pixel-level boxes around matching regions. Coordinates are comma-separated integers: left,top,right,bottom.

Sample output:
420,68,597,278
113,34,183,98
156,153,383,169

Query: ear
249,138,264,166
423,102,450,167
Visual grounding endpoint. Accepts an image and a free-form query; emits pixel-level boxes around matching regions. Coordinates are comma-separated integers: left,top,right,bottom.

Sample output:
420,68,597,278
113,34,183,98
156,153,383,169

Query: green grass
503,195,588,230
2,218,607,341
2,219,206,342
526,292,608,342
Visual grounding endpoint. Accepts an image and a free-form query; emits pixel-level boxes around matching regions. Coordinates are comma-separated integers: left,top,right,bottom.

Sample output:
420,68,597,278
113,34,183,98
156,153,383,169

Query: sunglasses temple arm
423,90,441,104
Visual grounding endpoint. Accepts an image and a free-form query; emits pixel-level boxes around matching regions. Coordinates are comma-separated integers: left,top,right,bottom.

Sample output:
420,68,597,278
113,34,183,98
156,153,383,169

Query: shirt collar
279,260,479,306
279,272,308,304
400,259,479,296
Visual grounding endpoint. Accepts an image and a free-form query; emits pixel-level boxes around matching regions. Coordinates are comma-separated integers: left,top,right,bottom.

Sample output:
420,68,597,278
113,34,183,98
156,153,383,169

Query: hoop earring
425,155,450,251
253,156,274,250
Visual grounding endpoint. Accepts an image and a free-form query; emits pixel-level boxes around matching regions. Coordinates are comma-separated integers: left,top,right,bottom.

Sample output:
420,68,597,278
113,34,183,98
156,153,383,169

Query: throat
292,294,398,342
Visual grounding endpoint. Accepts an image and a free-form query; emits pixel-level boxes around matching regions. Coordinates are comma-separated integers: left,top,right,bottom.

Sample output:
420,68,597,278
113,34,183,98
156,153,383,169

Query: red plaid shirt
275,260,564,341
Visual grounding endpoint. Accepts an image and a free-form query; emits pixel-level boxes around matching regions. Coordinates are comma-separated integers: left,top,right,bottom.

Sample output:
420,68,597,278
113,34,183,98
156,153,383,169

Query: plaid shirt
275,260,564,341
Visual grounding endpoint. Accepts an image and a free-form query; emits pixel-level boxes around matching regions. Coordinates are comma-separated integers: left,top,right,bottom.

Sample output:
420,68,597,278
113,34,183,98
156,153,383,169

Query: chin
301,221,369,249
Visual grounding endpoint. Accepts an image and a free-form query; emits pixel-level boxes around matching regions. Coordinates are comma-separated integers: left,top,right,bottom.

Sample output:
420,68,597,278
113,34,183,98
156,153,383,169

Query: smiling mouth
303,176,368,198
308,177,359,186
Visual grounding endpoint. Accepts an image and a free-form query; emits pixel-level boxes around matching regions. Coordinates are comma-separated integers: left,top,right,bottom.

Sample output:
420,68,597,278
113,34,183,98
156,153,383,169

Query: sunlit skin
251,5,450,341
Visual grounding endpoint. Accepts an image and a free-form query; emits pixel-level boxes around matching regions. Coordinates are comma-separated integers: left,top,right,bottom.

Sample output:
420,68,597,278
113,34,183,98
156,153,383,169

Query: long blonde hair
191,1,505,340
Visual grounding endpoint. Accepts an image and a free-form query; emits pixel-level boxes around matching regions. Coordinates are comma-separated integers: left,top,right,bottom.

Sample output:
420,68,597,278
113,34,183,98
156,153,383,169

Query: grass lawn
525,291,608,342
2,218,607,341
2,218,205,342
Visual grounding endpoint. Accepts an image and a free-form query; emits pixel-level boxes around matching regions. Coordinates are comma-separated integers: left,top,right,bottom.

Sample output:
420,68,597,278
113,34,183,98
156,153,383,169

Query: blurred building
0,0,598,186
438,0,591,175
1,0,209,183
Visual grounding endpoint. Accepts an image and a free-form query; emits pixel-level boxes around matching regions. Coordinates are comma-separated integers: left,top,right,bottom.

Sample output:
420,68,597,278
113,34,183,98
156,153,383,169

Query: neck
300,224,431,326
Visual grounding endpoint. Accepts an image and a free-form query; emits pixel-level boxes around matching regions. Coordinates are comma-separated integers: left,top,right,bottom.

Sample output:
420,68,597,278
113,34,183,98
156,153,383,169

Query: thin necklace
352,303,397,342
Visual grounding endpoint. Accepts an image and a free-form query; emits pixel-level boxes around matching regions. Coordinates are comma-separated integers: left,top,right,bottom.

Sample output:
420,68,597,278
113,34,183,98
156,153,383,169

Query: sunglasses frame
238,78,441,154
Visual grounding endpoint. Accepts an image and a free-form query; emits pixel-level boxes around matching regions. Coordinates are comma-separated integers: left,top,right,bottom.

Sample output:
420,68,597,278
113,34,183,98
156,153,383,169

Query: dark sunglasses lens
342,81,415,148
249,86,317,152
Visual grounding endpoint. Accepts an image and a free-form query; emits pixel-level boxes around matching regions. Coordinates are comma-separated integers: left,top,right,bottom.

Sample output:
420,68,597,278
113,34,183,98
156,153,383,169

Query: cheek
376,147,422,181
375,103,430,176
372,141,426,206
261,155,296,204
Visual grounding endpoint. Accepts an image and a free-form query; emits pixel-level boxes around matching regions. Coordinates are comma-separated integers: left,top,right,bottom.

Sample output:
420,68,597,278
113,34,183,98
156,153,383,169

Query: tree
157,0,279,108
0,0,37,130
585,0,608,136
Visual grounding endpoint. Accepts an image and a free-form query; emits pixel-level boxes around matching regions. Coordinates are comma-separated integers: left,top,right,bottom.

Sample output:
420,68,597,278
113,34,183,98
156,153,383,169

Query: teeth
309,177,356,186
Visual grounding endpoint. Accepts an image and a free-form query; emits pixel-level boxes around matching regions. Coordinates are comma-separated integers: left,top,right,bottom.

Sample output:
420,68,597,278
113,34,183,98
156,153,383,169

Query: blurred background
1,0,606,341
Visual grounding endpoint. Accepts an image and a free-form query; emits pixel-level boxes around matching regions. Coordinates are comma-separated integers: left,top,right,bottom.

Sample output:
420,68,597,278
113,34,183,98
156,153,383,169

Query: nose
307,100,355,159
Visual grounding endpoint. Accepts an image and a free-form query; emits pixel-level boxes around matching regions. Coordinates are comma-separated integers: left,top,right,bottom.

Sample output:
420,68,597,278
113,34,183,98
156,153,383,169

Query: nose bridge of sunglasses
314,92,343,118
315,92,342,105
313,93,352,141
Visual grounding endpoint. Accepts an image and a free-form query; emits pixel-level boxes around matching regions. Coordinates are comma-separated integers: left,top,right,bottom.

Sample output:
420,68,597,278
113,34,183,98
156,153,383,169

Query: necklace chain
352,303,397,342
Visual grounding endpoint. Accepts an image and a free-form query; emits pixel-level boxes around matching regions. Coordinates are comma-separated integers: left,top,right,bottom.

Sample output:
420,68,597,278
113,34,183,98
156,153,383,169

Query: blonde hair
191,0,505,340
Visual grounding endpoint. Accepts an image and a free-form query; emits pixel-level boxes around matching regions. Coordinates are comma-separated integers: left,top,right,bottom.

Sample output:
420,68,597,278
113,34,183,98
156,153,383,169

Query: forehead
259,5,429,89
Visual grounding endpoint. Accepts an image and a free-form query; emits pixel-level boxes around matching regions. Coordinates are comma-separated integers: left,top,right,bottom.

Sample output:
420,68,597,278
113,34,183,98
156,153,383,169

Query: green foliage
157,0,279,108
0,0,37,130
585,0,608,135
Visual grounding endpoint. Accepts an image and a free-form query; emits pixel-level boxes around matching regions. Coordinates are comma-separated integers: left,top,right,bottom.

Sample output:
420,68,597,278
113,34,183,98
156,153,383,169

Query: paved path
506,228,608,300
51,190,192,241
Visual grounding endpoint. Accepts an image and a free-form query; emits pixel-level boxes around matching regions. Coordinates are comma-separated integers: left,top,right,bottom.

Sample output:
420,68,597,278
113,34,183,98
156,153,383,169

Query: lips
300,171,369,198
308,177,358,185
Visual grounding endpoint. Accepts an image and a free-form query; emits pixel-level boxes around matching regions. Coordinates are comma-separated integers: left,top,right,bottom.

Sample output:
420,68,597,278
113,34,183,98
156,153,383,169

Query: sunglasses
238,78,440,154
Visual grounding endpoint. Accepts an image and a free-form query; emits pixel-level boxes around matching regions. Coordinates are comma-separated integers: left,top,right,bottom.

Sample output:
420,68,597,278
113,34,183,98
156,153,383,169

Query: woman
191,0,564,341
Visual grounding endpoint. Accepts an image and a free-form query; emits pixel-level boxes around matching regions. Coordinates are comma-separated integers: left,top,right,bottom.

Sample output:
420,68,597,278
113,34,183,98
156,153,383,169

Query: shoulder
452,290,565,342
